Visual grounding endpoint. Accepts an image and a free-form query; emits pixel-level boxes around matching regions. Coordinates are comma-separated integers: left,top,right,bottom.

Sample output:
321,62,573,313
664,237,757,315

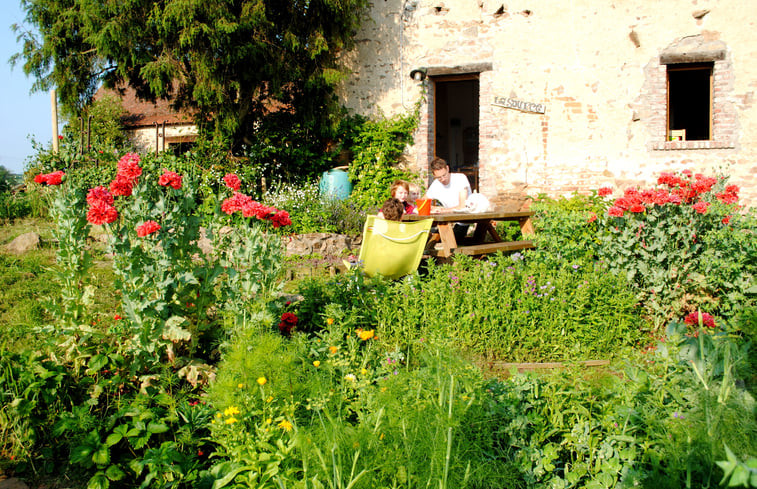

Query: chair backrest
357,215,433,279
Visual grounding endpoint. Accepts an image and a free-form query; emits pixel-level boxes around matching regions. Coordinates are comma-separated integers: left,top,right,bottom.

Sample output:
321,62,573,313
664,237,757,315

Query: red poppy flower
136,220,161,237
684,311,715,328
87,201,118,225
110,175,133,197
607,206,624,217
87,186,114,206
158,170,183,189
271,210,292,228
223,173,241,192
598,187,613,197
691,201,710,214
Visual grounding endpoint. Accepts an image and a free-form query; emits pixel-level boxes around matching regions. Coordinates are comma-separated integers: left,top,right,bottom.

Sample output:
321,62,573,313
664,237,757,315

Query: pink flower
692,201,710,214
87,201,118,225
87,186,114,206
223,173,241,192
136,220,161,237
608,206,624,217
598,187,613,197
587,212,597,223
110,175,133,197
158,170,182,189
629,203,646,213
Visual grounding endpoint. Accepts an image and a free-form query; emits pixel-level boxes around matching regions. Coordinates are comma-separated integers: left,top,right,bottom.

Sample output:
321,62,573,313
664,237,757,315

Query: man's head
429,157,451,186
380,198,405,221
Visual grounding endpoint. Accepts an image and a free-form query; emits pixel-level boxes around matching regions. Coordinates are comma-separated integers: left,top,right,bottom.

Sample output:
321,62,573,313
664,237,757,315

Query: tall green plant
346,113,419,210
597,171,747,325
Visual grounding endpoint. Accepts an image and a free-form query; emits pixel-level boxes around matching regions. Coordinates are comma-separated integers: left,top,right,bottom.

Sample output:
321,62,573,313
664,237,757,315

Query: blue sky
0,2,53,174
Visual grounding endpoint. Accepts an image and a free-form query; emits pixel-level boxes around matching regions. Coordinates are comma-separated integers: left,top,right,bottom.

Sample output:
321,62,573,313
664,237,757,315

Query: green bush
376,254,642,362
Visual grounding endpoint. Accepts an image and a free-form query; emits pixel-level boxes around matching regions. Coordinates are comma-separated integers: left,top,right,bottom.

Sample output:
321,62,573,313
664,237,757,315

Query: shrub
597,171,750,325
376,254,642,362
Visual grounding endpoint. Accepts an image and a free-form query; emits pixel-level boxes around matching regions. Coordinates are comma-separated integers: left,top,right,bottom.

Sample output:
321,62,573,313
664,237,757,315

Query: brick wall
338,0,757,205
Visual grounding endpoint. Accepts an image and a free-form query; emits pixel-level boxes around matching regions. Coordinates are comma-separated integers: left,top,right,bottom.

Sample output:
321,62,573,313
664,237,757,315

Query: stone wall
338,0,757,204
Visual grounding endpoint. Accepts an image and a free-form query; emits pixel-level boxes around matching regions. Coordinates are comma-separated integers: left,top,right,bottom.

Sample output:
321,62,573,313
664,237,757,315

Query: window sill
652,140,734,151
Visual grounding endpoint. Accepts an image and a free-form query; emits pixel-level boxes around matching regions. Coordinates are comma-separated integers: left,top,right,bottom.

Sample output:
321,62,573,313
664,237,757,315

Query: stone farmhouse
95,85,198,154
338,0,757,205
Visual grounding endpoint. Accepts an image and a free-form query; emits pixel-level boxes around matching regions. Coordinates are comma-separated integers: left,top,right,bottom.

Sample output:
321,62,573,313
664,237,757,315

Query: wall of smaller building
129,124,198,154
338,0,757,205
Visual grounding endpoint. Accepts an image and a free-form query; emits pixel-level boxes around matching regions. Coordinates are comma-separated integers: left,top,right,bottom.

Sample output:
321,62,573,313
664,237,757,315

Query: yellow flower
360,368,368,375
266,418,273,424
225,417,237,424
328,346,338,354
344,374,357,382
215,412,223,419
224,406,240,416
266,396,273,403
257,377,267,385
326,318,334,325
237,383,244,389
357,329,375,341
278,419,293,431
313,360,321,367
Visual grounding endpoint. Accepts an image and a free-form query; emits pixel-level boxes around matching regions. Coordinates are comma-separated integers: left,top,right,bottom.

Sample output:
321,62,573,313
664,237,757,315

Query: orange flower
328,346,338,354
326,317,334,326
357,329,375,341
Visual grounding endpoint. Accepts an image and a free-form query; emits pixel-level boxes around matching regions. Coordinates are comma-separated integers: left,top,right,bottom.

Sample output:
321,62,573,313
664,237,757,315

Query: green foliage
13,0,370,150
375,254,642,362
262,181,367,235
532,172,755,327
61,92,131,150
0,191,33,220
531,190,608,265
346,113,420,210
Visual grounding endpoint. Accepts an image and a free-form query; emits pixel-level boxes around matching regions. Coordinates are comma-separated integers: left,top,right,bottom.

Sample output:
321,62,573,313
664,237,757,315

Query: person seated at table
424,157,471,212
377,197,405,221
408,182,422,206
390,180,416,214
423,157,472,241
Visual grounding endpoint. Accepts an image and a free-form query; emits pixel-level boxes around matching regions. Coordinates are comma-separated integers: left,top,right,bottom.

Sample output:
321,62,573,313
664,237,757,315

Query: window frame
666,62,713,142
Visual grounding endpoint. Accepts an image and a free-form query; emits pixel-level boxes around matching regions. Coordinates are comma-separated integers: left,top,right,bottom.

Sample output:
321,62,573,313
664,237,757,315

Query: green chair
354,215,433,279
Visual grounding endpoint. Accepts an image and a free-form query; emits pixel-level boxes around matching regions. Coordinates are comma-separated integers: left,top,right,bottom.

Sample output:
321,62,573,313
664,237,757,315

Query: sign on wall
492,96,546,114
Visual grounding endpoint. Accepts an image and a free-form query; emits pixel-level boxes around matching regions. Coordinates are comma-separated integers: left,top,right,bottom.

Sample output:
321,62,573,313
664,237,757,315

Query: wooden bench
453,240,535,256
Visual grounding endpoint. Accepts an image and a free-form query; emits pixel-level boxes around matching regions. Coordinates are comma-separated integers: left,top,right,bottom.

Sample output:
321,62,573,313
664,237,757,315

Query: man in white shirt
423,157,472,242
424,157,471,212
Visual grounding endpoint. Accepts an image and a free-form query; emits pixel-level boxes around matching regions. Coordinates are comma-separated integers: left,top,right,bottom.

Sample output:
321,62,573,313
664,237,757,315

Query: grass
0,218,120,352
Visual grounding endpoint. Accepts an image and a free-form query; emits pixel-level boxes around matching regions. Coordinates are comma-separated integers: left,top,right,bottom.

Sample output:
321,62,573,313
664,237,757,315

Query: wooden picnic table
402,208,535,258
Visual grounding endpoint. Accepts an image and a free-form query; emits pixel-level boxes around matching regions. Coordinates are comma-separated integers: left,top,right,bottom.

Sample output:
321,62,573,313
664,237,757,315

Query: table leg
437,223,458,257
471,220,501,243
519,217,535,236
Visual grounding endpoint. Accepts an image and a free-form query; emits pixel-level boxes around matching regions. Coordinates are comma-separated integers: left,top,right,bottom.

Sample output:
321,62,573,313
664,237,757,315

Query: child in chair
378,197,405,221
390,180,416,214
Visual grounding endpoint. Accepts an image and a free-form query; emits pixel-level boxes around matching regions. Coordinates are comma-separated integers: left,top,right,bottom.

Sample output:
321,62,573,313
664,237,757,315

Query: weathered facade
96,85,198,154
338,0,757,205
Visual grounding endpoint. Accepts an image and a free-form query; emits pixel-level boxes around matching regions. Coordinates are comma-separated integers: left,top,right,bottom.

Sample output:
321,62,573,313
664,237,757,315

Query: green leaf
87,472,110,489
163,316,192,342
147,421,170,434
105,464,126,481
92,445,110,466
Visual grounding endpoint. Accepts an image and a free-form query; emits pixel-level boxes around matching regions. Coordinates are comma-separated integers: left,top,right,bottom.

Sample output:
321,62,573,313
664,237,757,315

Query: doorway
433,76,480,190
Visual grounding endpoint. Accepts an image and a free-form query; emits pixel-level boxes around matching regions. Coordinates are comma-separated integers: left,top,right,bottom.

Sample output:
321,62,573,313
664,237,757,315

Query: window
667,63,712,141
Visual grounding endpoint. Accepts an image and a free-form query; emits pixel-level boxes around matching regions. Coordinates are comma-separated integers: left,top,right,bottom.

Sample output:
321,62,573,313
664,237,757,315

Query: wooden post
50,90,59,154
